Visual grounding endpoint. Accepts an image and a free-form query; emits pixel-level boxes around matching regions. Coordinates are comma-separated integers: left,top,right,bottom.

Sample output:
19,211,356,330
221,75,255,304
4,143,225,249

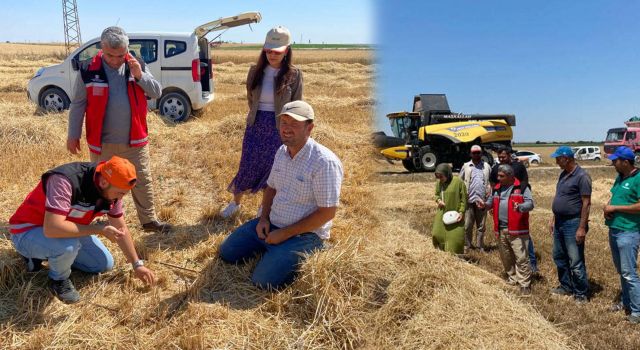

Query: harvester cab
379,94,515,172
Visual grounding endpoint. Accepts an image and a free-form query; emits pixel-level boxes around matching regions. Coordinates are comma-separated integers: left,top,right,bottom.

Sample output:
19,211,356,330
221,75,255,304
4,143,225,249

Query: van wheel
159,92,191,122
594,157,601,161
39,87,70,112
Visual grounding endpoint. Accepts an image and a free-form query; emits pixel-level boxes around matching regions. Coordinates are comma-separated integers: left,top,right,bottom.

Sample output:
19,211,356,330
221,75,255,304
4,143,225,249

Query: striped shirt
267,138,343,239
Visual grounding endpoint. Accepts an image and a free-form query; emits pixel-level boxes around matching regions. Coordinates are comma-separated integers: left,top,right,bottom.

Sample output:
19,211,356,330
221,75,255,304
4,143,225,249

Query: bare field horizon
0,44,607,349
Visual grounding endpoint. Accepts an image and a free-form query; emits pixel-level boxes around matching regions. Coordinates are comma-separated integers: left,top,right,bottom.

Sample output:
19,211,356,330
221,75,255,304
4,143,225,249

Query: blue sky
5,1,372,44
375,1,640,142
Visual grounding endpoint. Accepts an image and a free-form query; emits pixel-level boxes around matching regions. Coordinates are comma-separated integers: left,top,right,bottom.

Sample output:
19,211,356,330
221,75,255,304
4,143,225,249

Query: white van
572,146,602,161
27,12,261,122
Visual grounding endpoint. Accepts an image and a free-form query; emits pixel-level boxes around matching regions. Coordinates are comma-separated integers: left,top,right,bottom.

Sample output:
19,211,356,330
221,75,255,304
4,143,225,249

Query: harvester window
626,132,636,141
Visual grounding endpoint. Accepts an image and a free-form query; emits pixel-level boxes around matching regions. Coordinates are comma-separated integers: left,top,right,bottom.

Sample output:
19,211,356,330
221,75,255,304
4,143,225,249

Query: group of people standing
7,26,343,303
432,144,640,324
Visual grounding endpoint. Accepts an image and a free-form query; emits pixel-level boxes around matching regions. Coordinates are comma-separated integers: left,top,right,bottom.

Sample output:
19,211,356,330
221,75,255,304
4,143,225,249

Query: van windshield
606,131,625,142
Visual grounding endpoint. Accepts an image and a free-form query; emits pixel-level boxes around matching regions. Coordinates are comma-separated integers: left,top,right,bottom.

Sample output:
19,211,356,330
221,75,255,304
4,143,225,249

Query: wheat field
0,43,581,349
376,158,640,350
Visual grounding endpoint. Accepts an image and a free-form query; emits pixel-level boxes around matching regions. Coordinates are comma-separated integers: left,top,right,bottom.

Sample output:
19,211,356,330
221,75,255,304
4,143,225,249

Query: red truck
605,119,640,161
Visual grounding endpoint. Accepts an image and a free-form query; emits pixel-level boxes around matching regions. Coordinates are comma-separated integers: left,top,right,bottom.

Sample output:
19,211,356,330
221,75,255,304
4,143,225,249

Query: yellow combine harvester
376,94,515,172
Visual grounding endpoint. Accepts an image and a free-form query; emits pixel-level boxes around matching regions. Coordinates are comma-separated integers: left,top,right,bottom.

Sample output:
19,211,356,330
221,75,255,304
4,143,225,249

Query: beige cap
278,100,315,121
264,26,291,52
471,145,482,152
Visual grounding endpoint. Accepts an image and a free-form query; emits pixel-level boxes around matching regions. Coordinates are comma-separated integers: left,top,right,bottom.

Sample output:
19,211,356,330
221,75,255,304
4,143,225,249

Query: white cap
443,211,460,225
264,26,291,52
471,145,482,152
278,100,315,121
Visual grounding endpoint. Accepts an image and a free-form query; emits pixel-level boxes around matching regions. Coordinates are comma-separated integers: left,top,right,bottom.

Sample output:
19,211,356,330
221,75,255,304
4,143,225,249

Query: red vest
9,162,117,234
81,51,149,154
492,179,530,236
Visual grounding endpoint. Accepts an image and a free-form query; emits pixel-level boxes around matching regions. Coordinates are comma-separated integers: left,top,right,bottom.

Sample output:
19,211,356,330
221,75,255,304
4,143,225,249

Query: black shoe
550,286,572,296
22,256,44,272
142,220,172,233
49,278,80,304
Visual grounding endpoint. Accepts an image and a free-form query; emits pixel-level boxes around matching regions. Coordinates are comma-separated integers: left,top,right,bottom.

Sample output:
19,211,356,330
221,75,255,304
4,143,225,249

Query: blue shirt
552,165,592,218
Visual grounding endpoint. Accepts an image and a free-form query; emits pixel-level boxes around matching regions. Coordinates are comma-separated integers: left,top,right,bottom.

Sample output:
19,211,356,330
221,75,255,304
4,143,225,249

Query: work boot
142,220,172,233
628,315,640,324
609,302,631,314
574,295,589,305
49,278,80,304
550,286,572,296
22,256,44,272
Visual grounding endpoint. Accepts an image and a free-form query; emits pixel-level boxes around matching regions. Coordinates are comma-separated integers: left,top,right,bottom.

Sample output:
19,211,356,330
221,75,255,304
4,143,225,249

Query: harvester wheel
402,159,417,172
419,148,438,172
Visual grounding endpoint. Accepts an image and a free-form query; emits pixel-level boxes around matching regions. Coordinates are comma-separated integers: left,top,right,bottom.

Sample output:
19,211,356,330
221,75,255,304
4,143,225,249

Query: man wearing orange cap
9,156,155,304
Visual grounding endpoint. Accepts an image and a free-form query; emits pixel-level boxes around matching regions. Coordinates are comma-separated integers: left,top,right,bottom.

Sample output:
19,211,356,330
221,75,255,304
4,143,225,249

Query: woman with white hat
222,26,304,217
432,163,467,254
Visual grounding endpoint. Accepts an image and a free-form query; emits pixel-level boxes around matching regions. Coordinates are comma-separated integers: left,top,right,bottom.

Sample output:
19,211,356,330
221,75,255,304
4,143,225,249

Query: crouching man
9,156,155,304
486,164,535,295
219,101,343,290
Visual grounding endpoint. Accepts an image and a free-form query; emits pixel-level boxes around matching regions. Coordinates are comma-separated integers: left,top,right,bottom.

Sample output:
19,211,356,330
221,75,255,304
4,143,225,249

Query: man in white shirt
219,100,343,290
459,145,491,252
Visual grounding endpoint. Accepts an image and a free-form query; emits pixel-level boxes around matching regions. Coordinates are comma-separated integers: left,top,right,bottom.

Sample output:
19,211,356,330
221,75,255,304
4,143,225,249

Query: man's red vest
81,51,149,154
9,162,118,234
492,179,530,236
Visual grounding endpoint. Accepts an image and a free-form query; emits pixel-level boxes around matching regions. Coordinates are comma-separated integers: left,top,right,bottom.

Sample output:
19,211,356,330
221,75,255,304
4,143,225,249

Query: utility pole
62,0,82,54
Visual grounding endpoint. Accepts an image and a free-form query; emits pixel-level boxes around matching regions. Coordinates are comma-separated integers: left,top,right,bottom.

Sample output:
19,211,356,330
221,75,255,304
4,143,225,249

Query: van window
77,42,101,61
128,40,158,63
165,41,187,58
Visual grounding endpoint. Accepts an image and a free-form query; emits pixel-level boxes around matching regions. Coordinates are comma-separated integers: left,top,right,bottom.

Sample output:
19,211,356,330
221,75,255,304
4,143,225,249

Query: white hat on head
278,100,315,121
264,26,291,52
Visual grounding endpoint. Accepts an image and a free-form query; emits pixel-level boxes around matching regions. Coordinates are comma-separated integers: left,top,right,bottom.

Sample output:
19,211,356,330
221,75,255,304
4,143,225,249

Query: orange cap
96,156,137,190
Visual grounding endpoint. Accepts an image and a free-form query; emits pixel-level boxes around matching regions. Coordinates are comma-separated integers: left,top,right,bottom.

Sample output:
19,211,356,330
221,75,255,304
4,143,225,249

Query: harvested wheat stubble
0,45,577,349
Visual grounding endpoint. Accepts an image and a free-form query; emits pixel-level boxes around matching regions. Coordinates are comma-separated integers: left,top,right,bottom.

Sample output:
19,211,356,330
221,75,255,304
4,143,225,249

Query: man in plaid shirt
219,100,343,290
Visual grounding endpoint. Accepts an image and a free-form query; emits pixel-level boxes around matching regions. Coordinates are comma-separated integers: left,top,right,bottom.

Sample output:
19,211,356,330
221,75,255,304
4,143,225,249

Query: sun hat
96,156,137,190
550,146,574,158
443,211,460,225
608,146,635,161
263,26,291,52
278,100,315,121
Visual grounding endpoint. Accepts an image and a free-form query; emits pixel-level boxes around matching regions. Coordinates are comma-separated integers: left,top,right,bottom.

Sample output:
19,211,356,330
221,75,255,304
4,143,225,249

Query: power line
62,0,82,54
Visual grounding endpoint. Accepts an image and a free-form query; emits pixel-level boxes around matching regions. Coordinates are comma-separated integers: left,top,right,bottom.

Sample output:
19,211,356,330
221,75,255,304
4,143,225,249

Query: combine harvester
374,94,516,172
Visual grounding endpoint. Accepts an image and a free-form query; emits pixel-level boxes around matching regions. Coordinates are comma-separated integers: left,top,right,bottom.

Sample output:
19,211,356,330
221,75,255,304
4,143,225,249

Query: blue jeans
219,218,324,290
10,226,114,281
528,239,538,273
609,228,640,317
553,217,589,297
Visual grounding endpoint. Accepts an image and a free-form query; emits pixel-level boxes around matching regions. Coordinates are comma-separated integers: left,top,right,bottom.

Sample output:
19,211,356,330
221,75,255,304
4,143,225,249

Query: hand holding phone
126,53,143,80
